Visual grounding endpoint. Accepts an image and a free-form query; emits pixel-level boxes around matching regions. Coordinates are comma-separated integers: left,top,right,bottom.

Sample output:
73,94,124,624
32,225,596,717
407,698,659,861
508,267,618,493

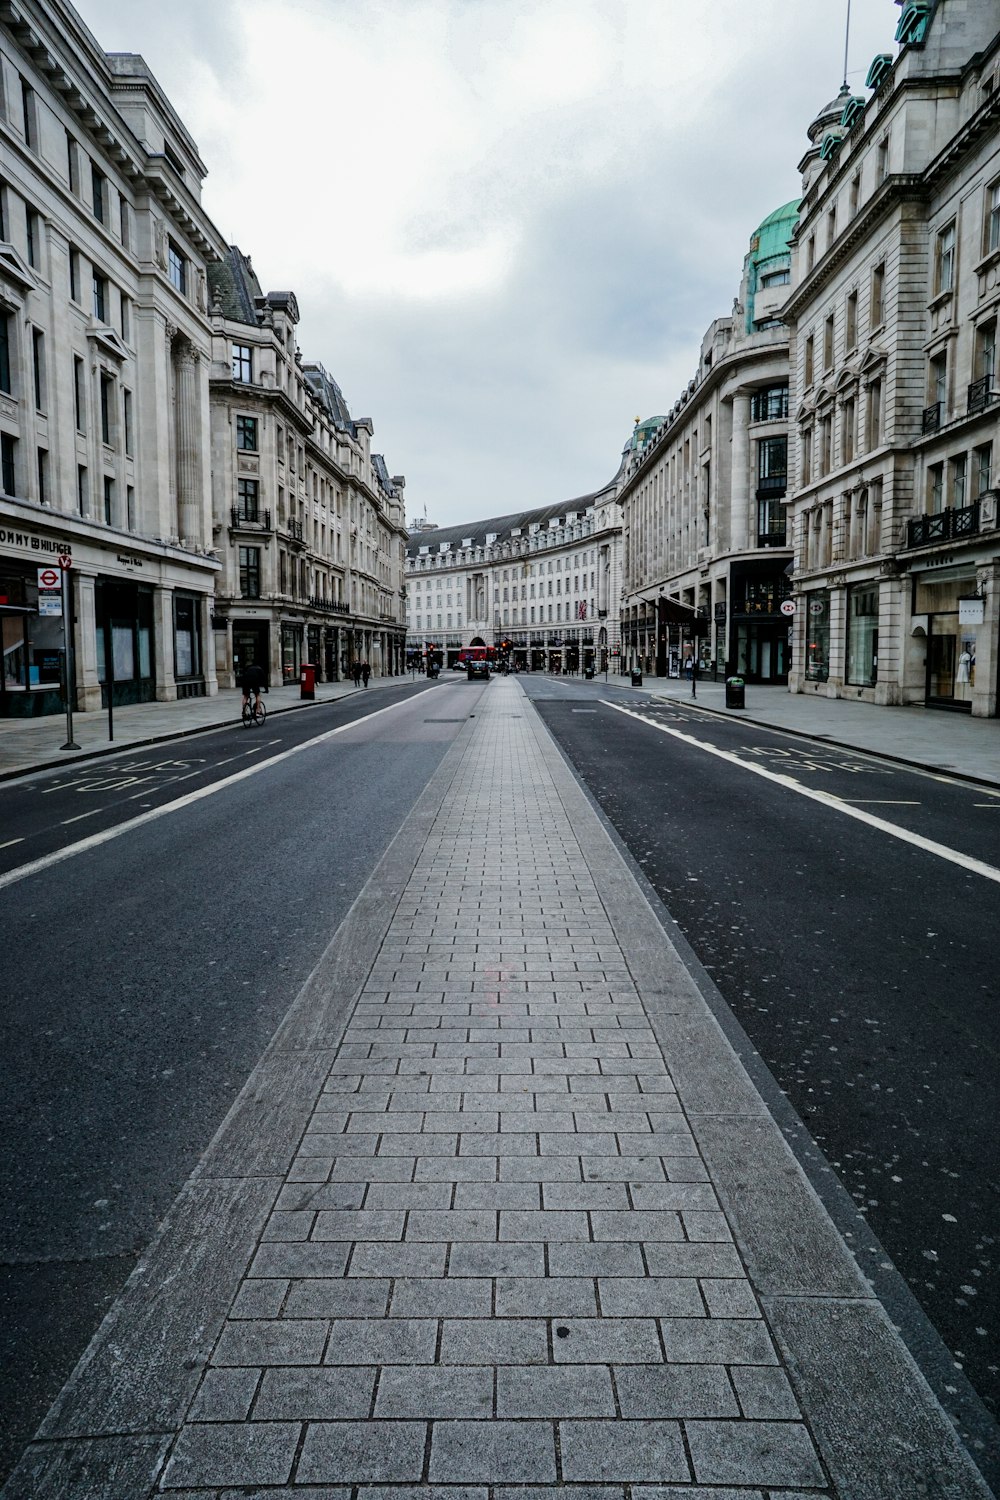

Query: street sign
38,567,61,590
780,599,795,616
59,553,73,570
37,565,63,617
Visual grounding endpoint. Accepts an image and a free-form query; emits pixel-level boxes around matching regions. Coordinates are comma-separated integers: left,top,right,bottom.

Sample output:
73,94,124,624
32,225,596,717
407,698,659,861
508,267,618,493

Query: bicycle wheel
254,700,267,725
241,701,253,727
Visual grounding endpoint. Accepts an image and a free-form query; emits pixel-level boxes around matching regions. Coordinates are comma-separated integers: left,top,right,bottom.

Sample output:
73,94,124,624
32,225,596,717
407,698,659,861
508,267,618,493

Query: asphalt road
0,677,479,1484
522,675,1000,1443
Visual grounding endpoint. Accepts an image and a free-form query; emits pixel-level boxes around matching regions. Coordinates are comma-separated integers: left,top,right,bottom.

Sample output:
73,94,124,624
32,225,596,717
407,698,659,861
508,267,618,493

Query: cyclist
239,659,266,717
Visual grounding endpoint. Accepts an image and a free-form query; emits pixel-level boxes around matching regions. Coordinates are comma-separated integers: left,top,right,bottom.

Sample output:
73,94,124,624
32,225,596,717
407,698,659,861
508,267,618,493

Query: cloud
75,0,899,524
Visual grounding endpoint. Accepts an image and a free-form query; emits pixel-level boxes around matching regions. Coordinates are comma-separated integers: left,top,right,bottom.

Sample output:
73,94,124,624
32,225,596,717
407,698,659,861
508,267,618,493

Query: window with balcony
949,453,967,509
236,414,259,451
969,319,997,414
973,443,993,499
237,477,260,521
925,350,947,430
928,462,944,514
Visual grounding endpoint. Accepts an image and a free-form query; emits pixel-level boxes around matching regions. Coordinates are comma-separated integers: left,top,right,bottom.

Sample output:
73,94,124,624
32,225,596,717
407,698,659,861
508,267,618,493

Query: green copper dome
747,199,800,266
631,416,666,451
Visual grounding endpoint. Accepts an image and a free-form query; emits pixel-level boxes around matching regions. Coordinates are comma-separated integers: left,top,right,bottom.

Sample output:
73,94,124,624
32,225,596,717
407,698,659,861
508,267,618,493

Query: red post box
300,662,316,700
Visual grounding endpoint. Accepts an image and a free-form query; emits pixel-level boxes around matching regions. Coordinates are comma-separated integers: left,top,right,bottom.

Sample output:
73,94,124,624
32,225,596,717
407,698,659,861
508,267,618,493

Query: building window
25,208,39,268
928,462,944,513
36,446,46,504
950,453,967,509
239,545,261,598
935,222,956,295
866,380,883,448
127,485,135,530
168,242,187,294
237,477,260,521
849,172,861,216
31,327,45,411
91,163,105,223
804,590,830,680
77,465,87,515
100,373,113,446
66,132,80,193
845,289,858,351
757,495,785,545
974,443,993,498
757,435,787,492
750,385,788,421
842,397,856,464
119,194,131,250
819,413,833,475
93,271,107,322
871,262,885,328
804,334,814,387
103,474,114,524
823,313,834,371
20,77,37,150
876,135,889,184
236,414,258,451
984,179,1000,255
69,245,80,302
120,292,131,343
0,312,11,395
123,387,133,456
232,343,253,382
760,269,790,288
846,583,878,687
73,356,86,432
1,433,15,495
975,318,997,384
929,350,948,413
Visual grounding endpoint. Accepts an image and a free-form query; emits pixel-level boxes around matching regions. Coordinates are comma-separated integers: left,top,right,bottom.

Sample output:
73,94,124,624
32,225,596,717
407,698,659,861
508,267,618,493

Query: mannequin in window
956,649,972,685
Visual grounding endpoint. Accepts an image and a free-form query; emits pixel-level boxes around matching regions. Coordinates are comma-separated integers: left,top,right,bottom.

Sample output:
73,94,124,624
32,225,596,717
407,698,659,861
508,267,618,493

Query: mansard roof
404,480,619,561
208,246,263,325
303,362,358,436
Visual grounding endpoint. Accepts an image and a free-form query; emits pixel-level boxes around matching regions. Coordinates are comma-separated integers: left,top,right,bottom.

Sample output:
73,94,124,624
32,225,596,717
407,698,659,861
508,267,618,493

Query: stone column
201,593,218,696
973,562,998,718
730,392,751,554
153,584,178,702
174,341,202,546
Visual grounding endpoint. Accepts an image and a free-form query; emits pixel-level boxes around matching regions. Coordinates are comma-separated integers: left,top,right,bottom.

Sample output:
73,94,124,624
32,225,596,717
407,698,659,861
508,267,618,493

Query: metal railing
307,595,350,615
230,506,271,530
907,499,980,548
286,518,304,542
922,402,941,433
967,376,997,416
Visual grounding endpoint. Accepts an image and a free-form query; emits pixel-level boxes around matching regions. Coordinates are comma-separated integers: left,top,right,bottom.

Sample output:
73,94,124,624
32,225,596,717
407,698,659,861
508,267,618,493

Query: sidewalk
4,677,993,1498
0,674,413,781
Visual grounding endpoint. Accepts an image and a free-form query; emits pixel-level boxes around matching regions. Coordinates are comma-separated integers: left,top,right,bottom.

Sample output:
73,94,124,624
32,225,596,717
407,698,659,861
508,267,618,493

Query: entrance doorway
734,621,789,683
233,621,270,686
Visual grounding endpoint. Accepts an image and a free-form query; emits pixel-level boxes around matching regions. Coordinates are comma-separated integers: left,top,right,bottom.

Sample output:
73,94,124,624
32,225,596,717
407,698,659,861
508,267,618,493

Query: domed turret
806,82,852,145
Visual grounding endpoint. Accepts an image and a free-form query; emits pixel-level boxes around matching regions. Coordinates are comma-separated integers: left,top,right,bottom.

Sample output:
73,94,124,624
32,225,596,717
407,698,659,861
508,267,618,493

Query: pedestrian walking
361,661,371,687
691,656,699,698
352,661,361,687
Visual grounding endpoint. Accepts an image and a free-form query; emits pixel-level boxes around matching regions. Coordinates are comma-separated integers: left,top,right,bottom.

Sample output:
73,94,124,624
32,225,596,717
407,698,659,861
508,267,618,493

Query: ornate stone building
207,248,407,688
405,479,622,673
0,0,225,714
785,0,1000,716
618,204,797,681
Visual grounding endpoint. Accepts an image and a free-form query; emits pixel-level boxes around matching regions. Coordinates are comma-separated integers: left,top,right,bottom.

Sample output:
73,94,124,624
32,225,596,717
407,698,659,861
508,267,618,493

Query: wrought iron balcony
230,505,271,531
307,595,350,615
285,518,305,544
921,402,941,433
907,500,980,548
967,377,997,416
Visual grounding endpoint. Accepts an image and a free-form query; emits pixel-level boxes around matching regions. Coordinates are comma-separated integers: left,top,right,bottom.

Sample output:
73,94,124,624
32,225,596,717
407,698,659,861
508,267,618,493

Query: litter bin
725,675,745,709
300,662,316,700
584,666,595,680
630,668,643,687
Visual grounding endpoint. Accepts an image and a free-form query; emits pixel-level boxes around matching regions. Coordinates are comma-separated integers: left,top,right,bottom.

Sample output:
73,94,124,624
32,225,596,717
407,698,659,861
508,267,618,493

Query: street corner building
0,0,408,720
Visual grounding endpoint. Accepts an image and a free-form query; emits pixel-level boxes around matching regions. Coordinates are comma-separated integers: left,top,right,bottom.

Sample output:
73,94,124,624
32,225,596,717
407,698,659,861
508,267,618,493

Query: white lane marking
602,701,1000,887
60,808,108,825
0,837,25,850
0,697,414,892
834,799,921,806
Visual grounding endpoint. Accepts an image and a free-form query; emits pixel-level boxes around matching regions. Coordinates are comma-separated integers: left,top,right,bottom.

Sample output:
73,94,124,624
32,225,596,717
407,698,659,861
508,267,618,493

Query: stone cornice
784,176,924,321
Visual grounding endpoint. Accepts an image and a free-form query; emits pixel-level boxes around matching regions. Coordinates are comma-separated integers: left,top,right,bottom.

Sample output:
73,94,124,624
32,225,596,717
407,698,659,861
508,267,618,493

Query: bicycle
241,695,267,727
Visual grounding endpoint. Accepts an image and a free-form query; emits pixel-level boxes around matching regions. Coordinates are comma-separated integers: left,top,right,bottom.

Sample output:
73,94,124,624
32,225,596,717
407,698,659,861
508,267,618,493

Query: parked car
466,658,491,681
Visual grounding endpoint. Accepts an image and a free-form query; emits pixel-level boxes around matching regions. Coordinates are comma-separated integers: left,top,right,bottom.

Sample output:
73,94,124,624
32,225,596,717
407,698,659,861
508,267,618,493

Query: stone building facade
406,479,622,673
784,0,1000,716
618,203,798,681
0,0,226,715
208,248,407,689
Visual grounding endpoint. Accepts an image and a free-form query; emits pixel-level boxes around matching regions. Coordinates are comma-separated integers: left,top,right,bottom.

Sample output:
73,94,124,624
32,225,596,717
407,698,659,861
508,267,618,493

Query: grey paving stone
540,1132,617,1155
590,1209,683,1241
297,1420,427,1483
614,1364,740,1419
659,1318,777,1364
321,1317,436,1365
547,1242,645,1278
730,1363,803,1420
161,1421,301,1489
701,1277,761,1319
378,1132,458,1156
598,1277,704,1318
331,1157,416,1181
499,1209,590,1240
453,1181,541,1209
348,1242,448,1277
415,1157,496,1181
187,1367,260,1423
406,1209,498,1240
643,1242,746,1278
551,1318,662,1364
686,1419,825,1488
496,1365,615,1417
542,1182,630,1210
364,1182,452,1209
681,1209,734,1241
581,1156,666,1182
559,1419,689,1482
496,1276,598,1317
459,1131,538,1156
213,1319,327,1368
288,1156,334,1182
499,1157,581,1182
230,1279,287,1320
276,1182,366,1212
628,1182,718,1212
439,1318,548,1364
249,1243,350,1279
428,1419,557,1482
447,1241,545,1277
313,1209,406,1240
283,1279,390,1319
255,1365,376,1420
375,1365,493,1417
391,1277,492,1317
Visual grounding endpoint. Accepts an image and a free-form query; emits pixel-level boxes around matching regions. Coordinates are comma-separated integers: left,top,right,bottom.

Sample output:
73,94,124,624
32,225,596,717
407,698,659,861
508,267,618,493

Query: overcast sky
76,0,898,527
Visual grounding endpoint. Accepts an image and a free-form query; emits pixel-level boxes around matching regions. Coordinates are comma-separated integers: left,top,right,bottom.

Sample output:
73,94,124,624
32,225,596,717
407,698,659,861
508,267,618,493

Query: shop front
233,619,270,686
913,567,980,712
281,620,304,684
730,565,791,684
96,578,155,707
0,564,68,716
